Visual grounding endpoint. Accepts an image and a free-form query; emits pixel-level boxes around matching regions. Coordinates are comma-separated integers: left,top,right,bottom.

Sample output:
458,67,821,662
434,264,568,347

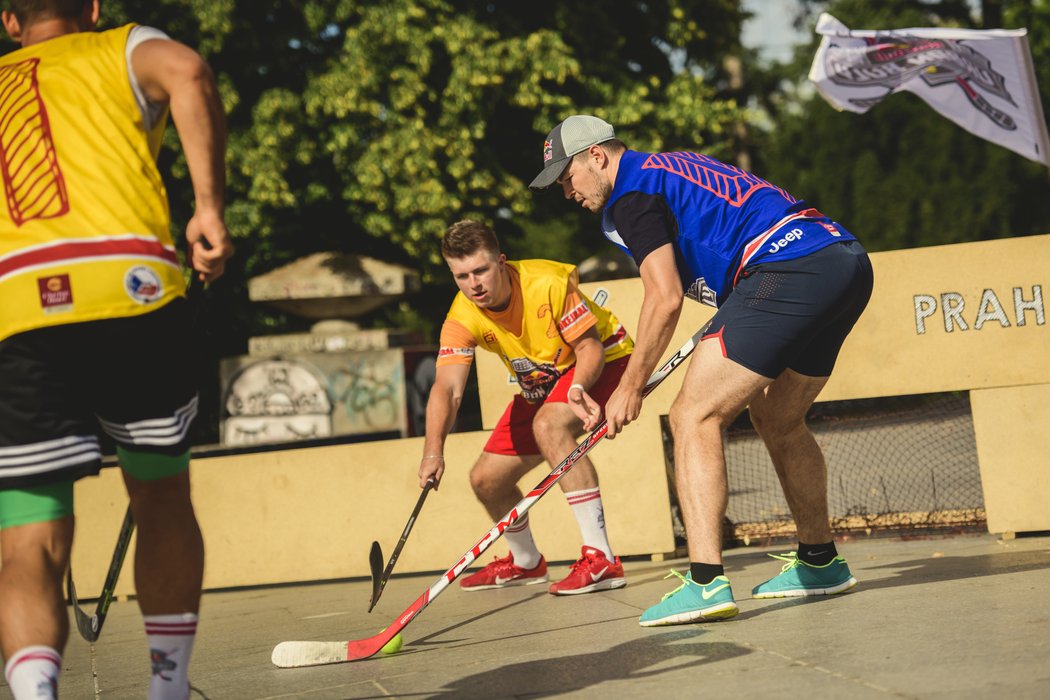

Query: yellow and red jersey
438,259,633,403
0,24,183,342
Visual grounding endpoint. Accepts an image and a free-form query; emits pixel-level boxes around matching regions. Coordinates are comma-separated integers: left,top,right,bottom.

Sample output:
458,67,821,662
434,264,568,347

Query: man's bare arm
419,363,471,489
621,244,684,392
131,39,232,281
602,244,683,436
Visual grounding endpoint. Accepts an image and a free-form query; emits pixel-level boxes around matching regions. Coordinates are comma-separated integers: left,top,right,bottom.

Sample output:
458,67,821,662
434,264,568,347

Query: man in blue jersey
530,115,873,626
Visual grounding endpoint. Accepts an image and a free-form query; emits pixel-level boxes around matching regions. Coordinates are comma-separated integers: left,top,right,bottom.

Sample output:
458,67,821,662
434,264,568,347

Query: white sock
3,646,60,699
144,613,198,700
503,513,542,569
566,487,614,560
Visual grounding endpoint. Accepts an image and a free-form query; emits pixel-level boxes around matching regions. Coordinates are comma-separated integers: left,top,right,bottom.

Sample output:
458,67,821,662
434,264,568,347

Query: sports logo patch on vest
38,274,72,313
124,266,163,304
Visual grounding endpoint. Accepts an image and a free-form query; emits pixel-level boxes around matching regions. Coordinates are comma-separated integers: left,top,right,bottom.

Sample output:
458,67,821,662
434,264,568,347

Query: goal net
661,392,985,546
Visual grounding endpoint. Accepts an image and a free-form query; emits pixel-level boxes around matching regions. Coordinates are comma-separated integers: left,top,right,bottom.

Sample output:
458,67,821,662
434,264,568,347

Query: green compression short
118,446,190,481
0,480,73,529
0,448,188,529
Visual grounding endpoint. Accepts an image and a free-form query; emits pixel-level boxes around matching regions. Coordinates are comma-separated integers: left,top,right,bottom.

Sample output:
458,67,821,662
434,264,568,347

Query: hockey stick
368,477,435,612
272,325,705,667
67,505,135,642
67,276,207,642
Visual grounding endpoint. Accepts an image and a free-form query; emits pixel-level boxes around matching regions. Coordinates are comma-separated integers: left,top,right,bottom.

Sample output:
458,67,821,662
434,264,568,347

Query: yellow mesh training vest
0,24,183,342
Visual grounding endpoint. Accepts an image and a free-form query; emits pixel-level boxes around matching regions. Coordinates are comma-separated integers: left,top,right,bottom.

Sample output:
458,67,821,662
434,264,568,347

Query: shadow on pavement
423,629,751,698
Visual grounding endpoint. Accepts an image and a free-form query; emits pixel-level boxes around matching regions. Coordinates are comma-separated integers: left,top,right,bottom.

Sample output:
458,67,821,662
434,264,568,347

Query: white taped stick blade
271,641,349,668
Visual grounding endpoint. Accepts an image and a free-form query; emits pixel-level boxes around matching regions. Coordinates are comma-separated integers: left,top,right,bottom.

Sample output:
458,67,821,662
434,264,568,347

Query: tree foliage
86,0,748,282
10,0,748,441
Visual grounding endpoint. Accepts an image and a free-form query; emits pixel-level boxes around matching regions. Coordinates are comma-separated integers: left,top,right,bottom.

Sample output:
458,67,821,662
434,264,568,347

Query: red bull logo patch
543,139,553,163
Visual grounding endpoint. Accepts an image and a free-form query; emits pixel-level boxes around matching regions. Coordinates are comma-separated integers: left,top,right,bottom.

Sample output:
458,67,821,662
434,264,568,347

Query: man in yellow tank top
0,2,233,699
419,220,635,595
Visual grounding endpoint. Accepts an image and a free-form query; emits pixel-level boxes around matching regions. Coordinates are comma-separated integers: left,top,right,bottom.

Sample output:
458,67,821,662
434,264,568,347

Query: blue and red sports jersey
602,150,856,306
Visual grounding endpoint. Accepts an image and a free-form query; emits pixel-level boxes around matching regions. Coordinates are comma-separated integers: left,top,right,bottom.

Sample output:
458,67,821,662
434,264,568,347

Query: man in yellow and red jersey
419,220,634,596
0,2,233,698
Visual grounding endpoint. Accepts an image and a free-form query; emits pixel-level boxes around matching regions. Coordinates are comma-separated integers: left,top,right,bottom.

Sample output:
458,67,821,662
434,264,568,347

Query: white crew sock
503,512,542,569
565,487,614,560
3,646,61,699
144,613,198,700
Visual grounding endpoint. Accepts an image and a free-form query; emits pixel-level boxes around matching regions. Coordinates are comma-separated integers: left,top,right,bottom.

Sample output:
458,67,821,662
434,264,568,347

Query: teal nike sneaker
639,570,739,627
751,552,858,598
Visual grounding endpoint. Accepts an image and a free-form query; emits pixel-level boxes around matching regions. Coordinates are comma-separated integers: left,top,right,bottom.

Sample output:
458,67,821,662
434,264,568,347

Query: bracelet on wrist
569,383,586,395
422,454,444,460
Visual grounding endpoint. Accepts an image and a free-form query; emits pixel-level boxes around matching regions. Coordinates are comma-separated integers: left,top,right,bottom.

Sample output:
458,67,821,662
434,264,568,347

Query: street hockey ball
380,632,403,655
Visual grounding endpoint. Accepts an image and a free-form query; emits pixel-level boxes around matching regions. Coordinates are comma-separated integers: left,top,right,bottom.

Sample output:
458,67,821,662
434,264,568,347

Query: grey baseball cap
528,115,615,189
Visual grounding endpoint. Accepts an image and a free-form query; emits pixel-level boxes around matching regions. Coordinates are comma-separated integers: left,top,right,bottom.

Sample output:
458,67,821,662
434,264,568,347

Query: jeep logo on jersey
768,227,805,254
824,36,1016,129
124,266,163,304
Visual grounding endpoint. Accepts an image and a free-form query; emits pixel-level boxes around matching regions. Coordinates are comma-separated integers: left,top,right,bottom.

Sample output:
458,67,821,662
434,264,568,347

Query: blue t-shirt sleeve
609,191,677,267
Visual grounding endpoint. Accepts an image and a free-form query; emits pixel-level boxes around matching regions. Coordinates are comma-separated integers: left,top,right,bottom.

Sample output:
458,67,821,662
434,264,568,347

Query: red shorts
484,355,630,456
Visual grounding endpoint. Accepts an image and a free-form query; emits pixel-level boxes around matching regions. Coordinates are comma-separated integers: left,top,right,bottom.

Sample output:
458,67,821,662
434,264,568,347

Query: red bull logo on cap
543,139,553,163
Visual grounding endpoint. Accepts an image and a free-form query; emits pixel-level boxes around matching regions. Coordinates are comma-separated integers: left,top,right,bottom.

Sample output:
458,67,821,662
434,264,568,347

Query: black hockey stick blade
367,478,435,612
68,569,100,642
366,541,384,612
68,505,135,642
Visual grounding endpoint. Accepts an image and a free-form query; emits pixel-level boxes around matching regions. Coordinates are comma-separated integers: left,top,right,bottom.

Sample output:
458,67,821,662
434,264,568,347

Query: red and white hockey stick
271,326,706,667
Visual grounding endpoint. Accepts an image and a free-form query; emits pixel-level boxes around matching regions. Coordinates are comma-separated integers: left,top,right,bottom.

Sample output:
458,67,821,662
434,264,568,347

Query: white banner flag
809,12,1050,166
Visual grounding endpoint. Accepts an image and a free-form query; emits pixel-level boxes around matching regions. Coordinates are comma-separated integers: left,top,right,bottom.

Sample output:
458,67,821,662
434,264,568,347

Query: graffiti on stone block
222,359,333,445
329,357,401,430
220,350,408,445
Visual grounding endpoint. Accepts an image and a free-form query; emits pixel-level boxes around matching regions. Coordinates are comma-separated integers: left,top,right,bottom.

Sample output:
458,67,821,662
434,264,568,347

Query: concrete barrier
56,234,1050,596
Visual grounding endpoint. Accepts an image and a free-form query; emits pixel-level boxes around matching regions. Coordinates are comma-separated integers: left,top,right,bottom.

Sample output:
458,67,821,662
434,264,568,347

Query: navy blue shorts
0,299,198,490
703,241,873,379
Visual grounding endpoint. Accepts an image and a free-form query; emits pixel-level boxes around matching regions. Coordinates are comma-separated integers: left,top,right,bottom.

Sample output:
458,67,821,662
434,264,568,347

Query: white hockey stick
272,326,706,667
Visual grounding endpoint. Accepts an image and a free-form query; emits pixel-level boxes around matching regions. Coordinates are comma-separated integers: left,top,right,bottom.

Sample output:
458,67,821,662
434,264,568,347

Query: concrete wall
62,235,1050,596
68,418,670,598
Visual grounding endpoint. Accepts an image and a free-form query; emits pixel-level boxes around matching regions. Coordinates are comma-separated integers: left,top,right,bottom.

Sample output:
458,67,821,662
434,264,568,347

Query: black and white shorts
0,299,198,490
703,241,873,379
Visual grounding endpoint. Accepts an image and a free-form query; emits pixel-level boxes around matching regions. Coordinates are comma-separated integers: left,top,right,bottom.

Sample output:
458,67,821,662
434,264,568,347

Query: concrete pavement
5,532,1049,699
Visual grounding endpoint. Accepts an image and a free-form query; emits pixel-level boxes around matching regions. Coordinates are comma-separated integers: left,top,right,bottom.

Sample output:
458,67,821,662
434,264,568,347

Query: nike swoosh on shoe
701,583,730,600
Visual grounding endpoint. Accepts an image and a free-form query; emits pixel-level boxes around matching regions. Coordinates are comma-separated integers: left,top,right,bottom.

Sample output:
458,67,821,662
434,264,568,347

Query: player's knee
0,516,74,577
667,398,721,437
531,406,570,443
468,466,497,501
122,460,195,529
749,403,804,440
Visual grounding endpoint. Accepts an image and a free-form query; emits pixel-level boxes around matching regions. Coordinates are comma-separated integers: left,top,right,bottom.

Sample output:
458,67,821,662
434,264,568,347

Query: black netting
660,392,985,546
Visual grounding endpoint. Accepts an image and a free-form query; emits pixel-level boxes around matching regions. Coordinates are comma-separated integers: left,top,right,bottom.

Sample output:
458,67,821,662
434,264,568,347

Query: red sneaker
549,546,627,596
460,553,548,591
